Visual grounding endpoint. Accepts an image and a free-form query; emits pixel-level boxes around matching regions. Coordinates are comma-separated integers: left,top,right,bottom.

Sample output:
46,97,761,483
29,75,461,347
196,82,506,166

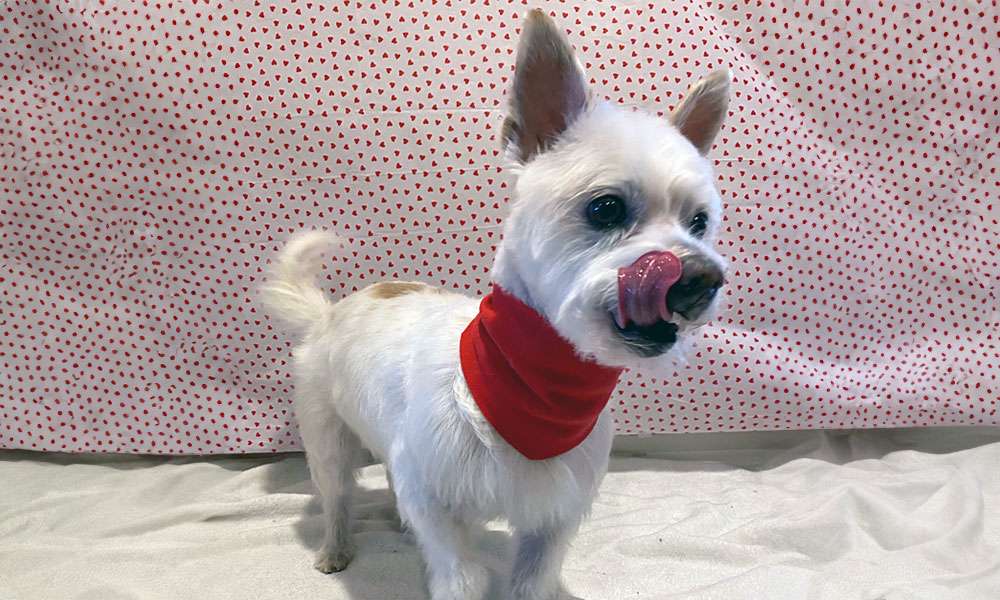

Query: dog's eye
586,195,627,229
688,211,709,238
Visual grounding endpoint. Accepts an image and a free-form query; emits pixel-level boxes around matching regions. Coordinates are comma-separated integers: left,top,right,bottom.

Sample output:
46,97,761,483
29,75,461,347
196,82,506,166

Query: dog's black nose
665,255,724,320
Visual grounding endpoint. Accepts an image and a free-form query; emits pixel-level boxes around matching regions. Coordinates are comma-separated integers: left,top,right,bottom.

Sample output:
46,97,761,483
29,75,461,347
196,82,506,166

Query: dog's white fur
263,10,730,600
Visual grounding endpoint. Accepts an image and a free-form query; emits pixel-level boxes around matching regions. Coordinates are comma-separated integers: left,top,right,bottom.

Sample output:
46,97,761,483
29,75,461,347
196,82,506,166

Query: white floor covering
2,428,999,599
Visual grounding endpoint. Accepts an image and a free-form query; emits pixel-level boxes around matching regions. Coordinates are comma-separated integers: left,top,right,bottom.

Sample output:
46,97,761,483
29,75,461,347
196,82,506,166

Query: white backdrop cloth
2,428,1000,599
0,2,997,453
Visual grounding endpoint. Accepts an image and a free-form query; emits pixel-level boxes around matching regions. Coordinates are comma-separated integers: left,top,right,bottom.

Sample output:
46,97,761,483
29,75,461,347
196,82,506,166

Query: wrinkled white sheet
2,428,999,599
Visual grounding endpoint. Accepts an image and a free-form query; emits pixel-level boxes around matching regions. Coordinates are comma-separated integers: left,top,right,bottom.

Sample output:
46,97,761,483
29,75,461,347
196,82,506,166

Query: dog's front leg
509,520,578,600
399,497,488,600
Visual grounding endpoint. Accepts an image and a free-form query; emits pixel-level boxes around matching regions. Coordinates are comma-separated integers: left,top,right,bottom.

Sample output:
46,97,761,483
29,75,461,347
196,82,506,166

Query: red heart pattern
1,2,997,453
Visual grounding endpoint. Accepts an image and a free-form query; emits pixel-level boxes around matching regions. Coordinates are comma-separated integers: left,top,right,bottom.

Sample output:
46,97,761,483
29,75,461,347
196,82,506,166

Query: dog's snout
666,255,724,320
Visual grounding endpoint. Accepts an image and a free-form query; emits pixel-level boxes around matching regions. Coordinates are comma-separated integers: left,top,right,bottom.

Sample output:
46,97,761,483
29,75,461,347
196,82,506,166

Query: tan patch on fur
367,281,437,300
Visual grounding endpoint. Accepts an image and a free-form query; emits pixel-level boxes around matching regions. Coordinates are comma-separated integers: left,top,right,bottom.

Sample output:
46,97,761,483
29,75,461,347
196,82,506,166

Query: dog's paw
314,545,355,574
429,563,489,600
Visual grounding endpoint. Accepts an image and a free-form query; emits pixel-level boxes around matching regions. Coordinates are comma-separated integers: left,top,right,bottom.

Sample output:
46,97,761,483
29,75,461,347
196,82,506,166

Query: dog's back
261,232,478,459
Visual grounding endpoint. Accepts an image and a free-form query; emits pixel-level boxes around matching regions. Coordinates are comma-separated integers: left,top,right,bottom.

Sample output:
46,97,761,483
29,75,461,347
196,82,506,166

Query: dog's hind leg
299,404,362,573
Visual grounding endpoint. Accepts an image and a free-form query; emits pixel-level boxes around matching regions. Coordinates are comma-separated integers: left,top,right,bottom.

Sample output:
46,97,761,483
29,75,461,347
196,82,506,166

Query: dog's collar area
459,284,623,460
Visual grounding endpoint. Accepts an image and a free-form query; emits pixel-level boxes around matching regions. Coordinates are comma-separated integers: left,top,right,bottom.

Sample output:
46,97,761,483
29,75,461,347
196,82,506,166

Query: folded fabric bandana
460,285,623,460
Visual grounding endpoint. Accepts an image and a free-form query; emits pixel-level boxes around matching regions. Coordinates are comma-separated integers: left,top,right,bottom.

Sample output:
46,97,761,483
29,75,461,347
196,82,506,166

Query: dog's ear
670,69,731,155
502,10,589,163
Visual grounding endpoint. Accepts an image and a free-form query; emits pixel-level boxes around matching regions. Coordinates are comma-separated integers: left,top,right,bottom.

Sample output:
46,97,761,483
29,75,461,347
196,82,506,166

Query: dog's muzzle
665,254,725,321
616,251,724,327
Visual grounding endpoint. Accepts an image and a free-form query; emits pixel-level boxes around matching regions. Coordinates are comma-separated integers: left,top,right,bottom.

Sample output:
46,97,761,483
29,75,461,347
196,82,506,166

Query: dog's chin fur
492,101,728,370
261,11,731,600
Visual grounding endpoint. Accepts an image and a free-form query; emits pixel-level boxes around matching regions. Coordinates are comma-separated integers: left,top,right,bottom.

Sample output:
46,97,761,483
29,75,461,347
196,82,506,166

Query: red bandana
459,284,624,460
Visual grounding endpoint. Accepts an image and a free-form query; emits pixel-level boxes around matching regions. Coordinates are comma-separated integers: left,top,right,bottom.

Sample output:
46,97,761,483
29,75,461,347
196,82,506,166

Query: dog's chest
438,381,615,528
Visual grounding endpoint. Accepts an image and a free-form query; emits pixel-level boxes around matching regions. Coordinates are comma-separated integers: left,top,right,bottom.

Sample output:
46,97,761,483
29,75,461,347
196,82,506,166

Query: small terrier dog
264,10,730,600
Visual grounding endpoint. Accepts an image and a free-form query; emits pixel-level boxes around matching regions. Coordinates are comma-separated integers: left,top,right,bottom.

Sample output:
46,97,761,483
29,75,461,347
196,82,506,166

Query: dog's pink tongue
617,251,682,328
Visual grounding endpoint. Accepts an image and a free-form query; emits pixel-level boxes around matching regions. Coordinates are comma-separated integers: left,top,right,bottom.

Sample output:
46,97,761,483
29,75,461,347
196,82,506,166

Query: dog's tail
261,231,341,332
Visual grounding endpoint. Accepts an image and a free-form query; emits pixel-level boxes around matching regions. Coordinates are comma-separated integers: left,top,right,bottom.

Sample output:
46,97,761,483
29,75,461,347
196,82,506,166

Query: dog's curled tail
261,231,341,331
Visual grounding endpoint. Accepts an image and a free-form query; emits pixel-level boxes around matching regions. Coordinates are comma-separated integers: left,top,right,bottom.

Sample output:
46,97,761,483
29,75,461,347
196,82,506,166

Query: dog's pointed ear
670,69,731,155
502,10,589,163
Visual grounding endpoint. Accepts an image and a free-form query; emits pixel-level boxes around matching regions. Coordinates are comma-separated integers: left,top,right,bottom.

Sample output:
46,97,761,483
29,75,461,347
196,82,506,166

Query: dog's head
492,10,730,369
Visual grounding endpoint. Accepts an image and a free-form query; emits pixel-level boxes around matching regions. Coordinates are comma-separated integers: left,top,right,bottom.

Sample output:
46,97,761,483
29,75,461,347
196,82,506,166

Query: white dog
263,9,730,600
